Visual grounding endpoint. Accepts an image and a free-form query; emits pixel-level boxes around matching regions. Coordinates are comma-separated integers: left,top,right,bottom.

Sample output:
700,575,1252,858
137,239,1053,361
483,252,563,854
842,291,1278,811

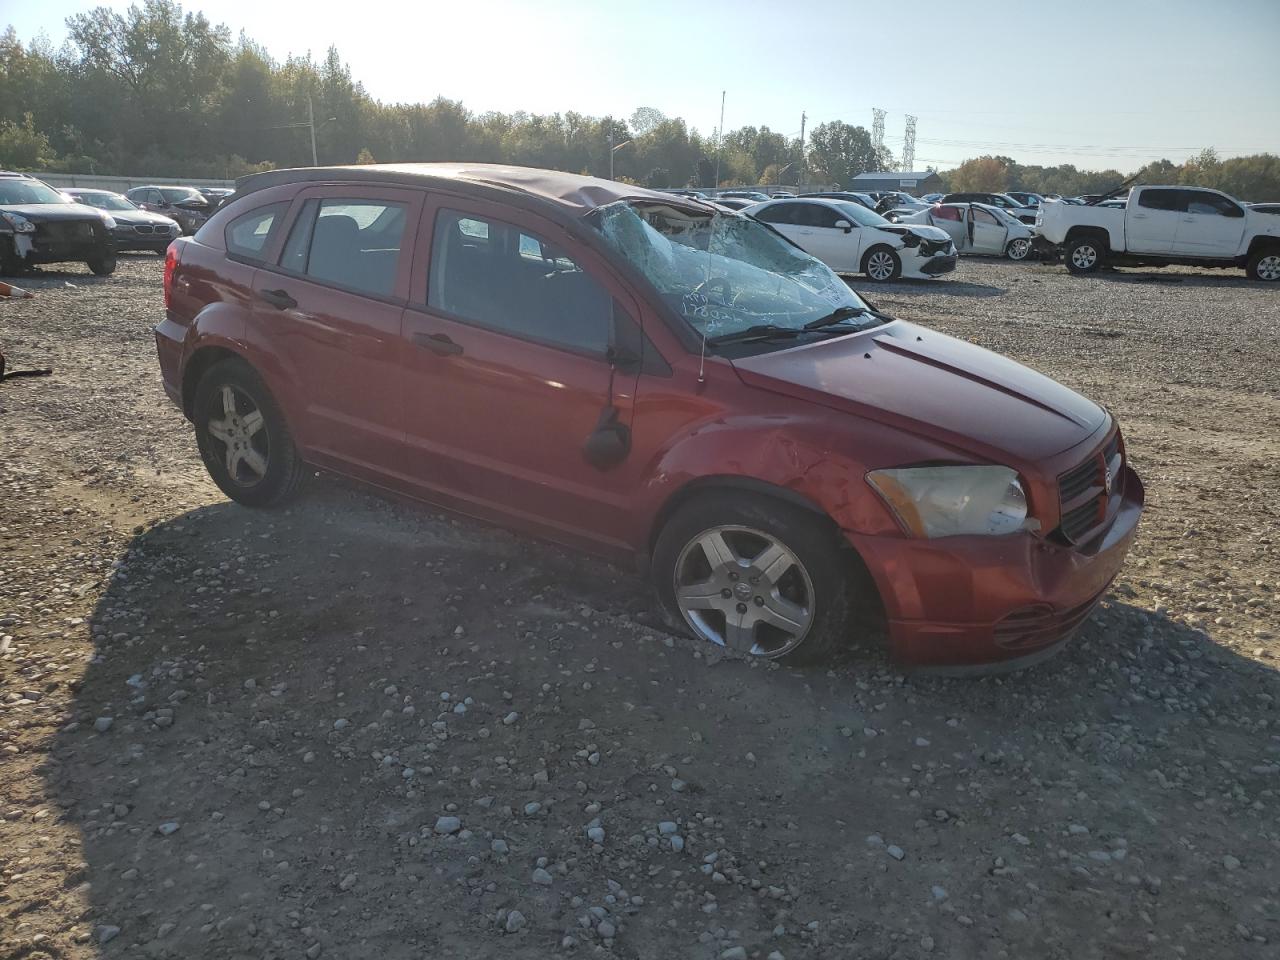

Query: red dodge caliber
155,164,1143,671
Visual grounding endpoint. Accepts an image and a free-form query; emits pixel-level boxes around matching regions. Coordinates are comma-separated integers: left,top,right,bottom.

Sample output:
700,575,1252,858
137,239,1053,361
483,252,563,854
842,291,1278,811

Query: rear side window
225,203,286,260
1137,189,1185,212
972,208,1000,226
428,208,613,356
933,205,962,222
279,198,407,297
753,203,803,225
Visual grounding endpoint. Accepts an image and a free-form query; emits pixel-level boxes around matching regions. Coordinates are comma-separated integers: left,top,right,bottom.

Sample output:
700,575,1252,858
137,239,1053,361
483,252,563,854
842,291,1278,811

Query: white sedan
896,202,1036,260
744,198,957,281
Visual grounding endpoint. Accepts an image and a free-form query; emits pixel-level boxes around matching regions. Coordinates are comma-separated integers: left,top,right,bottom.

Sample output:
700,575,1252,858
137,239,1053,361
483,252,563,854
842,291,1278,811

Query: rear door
1175,191,1247,257
249,185,423,478
1126,188,1184,253
397,198,647,551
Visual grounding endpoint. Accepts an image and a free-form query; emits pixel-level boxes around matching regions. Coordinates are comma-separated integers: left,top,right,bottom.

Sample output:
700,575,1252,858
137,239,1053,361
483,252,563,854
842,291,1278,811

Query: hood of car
730,320,1106,463
108,209,179,227
1,202,106,223
875,223,952,243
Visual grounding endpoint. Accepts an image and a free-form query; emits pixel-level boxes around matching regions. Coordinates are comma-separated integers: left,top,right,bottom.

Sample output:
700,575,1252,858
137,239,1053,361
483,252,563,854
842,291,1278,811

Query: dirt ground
1,253,1278,960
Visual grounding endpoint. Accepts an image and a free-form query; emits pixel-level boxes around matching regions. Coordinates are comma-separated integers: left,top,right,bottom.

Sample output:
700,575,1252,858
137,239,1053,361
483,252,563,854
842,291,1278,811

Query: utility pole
798,111,807,191
713,90,726,190
307,94,318,167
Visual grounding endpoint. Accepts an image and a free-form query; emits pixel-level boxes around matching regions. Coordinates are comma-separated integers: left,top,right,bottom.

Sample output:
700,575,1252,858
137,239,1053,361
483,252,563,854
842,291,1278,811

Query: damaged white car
745,197,957,281
898,201,1036,261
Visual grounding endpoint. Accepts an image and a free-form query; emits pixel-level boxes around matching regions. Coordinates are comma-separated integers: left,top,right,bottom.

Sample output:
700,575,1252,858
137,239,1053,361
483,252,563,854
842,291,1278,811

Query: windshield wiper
802,305,893,331
708,323,806,345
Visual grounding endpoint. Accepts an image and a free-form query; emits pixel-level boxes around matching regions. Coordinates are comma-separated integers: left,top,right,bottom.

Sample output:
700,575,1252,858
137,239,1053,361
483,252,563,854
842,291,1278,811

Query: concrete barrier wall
34,173,235,192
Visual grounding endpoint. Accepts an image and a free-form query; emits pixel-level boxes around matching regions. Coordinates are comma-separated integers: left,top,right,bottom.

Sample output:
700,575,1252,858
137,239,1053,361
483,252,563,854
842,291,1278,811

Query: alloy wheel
1257,254,1280,281
1071,244,1098,269
1007,238,1032,261
205,384,270,487
867,251,896,280
673,525,815,657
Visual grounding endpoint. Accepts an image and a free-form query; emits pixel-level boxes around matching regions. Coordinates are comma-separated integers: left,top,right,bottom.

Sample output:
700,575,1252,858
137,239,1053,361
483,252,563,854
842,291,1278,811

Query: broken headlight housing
866,465,1028,538
1,212,36,233
99,213,117,229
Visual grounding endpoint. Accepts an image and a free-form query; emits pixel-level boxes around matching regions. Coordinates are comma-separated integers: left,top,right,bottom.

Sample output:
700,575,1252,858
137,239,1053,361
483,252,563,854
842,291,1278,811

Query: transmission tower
901,115,917,172
871,108,886,166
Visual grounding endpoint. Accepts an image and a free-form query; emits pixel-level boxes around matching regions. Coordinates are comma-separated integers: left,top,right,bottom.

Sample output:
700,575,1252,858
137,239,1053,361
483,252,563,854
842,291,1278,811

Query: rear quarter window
225,203,288,260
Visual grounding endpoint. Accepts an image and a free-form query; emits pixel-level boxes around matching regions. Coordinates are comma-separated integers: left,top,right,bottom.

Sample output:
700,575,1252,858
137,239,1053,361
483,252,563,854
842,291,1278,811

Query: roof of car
236,163,712,217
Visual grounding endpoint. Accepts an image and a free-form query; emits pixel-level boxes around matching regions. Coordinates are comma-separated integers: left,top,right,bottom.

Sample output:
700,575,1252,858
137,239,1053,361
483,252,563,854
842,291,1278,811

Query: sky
4,0,1279,171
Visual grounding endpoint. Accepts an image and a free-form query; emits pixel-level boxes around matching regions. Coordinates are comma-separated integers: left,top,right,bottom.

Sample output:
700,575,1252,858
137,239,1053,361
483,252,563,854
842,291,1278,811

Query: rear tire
653,492,855,665
193,358,307,508
87,253,117,276
1246,247,1280,282
1064,235,1104,274
862,246,902,282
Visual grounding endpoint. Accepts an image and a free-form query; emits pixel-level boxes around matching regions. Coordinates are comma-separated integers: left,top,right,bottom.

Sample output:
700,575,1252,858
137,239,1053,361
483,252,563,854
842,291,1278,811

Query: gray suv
124,185,212,234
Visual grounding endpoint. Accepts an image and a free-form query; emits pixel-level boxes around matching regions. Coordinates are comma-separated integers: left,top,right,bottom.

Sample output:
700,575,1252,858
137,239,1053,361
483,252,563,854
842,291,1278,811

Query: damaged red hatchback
155,164,1143,670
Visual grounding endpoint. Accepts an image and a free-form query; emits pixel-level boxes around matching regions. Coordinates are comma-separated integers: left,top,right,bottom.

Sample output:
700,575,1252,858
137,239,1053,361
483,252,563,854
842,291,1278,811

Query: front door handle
259,288,297,310
412,332,464,356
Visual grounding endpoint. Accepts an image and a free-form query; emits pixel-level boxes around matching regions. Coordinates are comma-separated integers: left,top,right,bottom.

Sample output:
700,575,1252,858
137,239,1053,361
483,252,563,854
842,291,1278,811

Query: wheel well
1064,227,1110,251
646,476,887,639
181,346,241,418
1247,236,1280,258
861,243,898,269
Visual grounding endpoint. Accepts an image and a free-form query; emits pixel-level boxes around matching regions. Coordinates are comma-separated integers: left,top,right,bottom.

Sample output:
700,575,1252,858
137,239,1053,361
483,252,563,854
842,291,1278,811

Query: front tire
1064,235,1104,274
1247,247,1280,282
1005,237,1032,261
193,359,306,507
862,246,902,282
87,253,117,276
653,492,854,665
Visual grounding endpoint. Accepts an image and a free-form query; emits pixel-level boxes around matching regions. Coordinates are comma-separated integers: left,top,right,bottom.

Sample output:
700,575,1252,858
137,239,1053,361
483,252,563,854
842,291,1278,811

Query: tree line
2,1,1277,202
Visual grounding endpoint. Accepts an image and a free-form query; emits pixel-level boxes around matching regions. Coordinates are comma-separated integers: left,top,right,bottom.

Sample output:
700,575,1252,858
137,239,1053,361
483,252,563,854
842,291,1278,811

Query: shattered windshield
591,201,872,342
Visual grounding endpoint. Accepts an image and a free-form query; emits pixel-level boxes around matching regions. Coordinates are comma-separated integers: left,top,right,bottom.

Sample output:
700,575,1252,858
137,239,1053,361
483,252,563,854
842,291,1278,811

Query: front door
1175,191,1247,257
398,199,644,551
968,206,1007,254
1127,188,1183,254
248,186,422,478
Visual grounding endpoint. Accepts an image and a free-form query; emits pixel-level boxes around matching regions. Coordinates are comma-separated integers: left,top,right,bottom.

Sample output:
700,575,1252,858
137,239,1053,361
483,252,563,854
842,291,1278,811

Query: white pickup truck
1036,185,1280,282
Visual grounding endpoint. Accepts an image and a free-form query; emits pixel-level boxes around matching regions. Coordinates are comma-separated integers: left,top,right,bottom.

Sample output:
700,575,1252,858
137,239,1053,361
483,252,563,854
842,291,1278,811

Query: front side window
428,209,613,355
831,201,890,228
1186,193,1242,217
225,203,287,259
281,198,407,297
592,200,874,343
160,187,202,204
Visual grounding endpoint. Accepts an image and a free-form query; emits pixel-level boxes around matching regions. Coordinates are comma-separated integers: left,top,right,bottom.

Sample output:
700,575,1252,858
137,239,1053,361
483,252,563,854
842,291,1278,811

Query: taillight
163,240,182,309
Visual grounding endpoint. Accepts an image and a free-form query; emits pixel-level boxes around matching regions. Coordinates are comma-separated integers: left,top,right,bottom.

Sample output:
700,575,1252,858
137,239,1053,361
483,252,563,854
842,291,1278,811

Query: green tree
805,121,876,187
950,155,1010,192
0,113,53,168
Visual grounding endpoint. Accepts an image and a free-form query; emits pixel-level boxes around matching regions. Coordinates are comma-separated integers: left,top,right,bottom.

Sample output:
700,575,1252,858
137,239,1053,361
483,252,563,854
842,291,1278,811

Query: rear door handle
412,332,464,356
259,288,297,310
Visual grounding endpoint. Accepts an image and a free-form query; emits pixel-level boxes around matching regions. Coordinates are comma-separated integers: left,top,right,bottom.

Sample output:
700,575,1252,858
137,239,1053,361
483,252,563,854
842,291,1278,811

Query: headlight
1,212,36,233
100,214,117,229
866,465,1029,538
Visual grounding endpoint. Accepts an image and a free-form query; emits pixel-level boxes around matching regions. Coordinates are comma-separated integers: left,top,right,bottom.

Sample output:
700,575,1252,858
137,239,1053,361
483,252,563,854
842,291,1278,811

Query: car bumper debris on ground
1,256,1278,959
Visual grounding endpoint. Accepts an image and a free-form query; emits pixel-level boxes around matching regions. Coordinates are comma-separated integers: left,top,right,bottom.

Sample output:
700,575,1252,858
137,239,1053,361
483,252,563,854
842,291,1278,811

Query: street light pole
308,94,318,166
609,134,633,181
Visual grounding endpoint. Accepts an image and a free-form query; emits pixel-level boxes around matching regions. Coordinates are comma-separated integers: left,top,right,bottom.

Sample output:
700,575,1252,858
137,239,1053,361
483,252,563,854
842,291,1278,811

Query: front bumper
112,227,177,251
848,464,1144,670
1031,235,1060,260
9,223,114,265
918,254,957,276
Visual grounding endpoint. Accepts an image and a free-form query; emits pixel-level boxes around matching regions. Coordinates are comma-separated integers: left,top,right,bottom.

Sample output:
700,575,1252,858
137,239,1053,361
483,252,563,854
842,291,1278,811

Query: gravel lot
1,254,1278,960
